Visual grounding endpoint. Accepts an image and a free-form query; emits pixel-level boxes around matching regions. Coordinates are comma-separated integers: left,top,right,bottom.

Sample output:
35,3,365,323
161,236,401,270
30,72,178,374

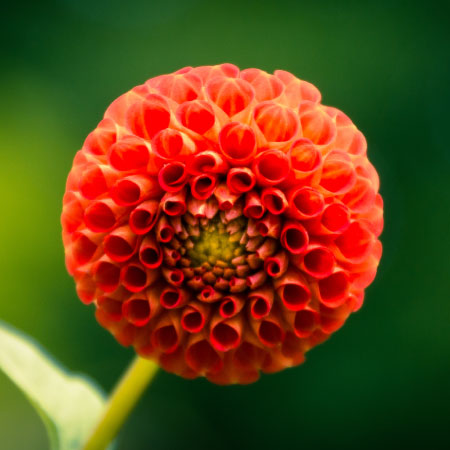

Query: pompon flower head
62,64,383,385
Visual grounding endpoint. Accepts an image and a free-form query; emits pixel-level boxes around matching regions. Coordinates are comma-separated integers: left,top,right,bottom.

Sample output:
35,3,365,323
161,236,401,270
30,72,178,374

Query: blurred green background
1,0,449,449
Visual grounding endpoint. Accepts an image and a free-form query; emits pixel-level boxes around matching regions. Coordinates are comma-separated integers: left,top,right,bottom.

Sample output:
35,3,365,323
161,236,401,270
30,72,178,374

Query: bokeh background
1,0,449,449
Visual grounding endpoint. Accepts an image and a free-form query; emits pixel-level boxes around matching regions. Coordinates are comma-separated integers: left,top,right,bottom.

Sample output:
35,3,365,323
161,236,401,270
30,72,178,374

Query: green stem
83,356,159,450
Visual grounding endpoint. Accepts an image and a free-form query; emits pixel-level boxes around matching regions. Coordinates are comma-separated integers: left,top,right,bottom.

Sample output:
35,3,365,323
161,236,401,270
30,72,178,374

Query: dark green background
1,1,449,449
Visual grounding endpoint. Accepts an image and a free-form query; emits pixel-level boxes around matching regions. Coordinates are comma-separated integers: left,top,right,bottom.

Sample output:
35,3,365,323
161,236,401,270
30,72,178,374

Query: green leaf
0,320,108,450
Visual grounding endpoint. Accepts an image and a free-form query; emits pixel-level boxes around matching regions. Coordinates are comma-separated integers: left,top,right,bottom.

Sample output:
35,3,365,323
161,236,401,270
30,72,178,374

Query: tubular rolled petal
219,295,245,318
245,236,264,253
332,126,358,157
153,72,202,103
350,263,379,291
244,191,265,219
162,267,185,286
187,275,206,291
181,302,210,333
152,313,182,353
229,276,247,293
214,183,241,210
254,101,299,143
145,284,163,318
108,136,150,171
233,341,268,372
154,215,175,242
227,167,256,194
97,295,123,322
214,276,229,291
163,247,181,267
187,196,218,219
151,128,197,164
199,285,223,303
186,333,224,375
169,215,189,237
253,312,285,348
152,346,191,375
161,188,187,216
139,234,163,268
72,269,98,304
219,122,257,165
293,307,319,338
190,63,239,82
158,161,188,192
203,197,220,219
298,80,322,103
252,150,291,187
280,332,307,364
129,199,159,235
275,71,322,106
190,173,217,200
83,118,117,156
359,194,384,237
176,100,216,134
299,102,336,146
293,244,335,279
319,151,357,195
84,199,126,233
122,294,152,327
187,151,228,175
160,286,189,309
61,191,85,233
93,257,121,293
111,174,162,206
246,270,267,290
121,262,151,293
256,214,282,238
261,188,288,215
341,176,377,213
223,198,244,221
319,299,354,334
109,322,137,348
280,220,309,254
248,284,274,319
287,187,325,220
206,76,254,117
71,229,103,265
210,314,243,352
353,156,378,185
264,250,289,278
274,267,311,311
79,164,117,200
243,218,259,237
104,225,138,262
126,94,171,140
347,130,368,156
103,91,137,127
316,271,350,308
288,139,322,180
334,221,374,263
320,202,351,234
255,238,277,259
240,68,284,101
187,196,208,218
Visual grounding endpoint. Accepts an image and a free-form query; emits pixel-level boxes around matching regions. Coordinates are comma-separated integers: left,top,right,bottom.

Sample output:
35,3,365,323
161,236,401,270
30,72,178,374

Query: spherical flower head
61,64,383,384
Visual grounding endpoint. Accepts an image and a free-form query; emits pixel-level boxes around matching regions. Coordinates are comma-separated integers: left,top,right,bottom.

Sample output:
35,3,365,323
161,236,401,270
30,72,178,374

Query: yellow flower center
187,217,245,266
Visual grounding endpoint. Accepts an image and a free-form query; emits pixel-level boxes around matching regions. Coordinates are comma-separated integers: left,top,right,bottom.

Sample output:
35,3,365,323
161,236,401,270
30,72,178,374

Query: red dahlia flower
61,64,383,384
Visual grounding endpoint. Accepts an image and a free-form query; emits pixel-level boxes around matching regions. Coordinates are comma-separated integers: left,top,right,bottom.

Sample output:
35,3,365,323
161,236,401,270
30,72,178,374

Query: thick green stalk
83,356,159,450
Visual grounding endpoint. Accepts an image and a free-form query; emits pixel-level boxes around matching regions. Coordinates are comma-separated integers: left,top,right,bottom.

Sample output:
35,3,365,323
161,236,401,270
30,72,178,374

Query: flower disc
62,64,383,384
